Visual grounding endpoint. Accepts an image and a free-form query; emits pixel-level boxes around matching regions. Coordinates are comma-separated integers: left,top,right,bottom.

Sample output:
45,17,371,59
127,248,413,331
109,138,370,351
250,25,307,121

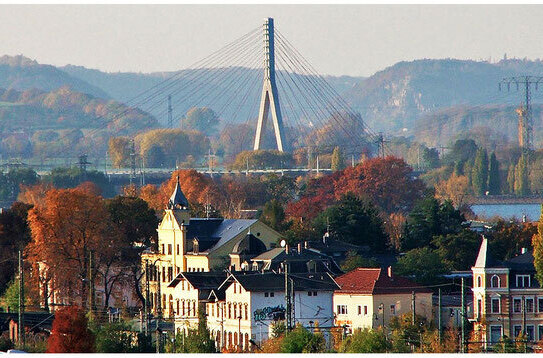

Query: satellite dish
280,239,286,248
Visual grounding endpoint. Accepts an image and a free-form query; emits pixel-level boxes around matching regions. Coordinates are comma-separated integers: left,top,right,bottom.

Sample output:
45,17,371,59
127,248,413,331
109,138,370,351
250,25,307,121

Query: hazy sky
1,5,542,77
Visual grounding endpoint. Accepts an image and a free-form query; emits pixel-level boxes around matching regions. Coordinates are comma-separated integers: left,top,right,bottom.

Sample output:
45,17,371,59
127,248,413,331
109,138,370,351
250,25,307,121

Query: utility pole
461,277,466,353
78,154,90,183
18,250,24,347
167,94,173,129
205,150,217,178
145,260,150,337
438,288,442,342
307,146,312,170
411,291,416,325
499,76,543,154
375,133,388,159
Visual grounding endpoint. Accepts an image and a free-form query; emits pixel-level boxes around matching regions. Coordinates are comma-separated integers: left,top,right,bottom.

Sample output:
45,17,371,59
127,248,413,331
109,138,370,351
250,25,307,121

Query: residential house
333,267,433,332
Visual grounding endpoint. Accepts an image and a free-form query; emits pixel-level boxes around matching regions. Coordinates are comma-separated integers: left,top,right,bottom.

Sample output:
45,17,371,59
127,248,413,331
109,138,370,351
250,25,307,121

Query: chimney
387,266,393,278
304,241,308,249
521,247,527,254
297,243,302,254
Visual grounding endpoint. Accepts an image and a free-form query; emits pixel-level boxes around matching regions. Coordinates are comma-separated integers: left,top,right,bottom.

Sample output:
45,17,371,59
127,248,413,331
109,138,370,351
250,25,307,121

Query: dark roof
224,272,339,292
251,247,343,275
168,178,190,210
208,287,226,302
232,232,267,255
168,272,227,289
306,239,367,254
183,218,257,253
504,251,535,271
335,268,433,295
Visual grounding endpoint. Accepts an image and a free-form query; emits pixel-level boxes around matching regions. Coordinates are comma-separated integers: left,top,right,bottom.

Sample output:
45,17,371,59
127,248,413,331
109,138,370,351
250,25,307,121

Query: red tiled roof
335,268,432,295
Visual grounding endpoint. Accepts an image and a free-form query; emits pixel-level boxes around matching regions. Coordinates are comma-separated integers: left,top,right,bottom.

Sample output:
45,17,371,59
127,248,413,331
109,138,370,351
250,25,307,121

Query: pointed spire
168,174,189,210
474,235,493,268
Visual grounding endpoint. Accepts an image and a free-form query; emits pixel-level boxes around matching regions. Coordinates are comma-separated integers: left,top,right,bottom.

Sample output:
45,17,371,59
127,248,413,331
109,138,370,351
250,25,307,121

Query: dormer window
517,275,530,288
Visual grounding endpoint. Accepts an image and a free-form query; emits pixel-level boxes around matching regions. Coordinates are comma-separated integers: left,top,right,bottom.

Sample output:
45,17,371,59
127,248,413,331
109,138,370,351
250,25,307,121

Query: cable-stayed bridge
29,17,392,180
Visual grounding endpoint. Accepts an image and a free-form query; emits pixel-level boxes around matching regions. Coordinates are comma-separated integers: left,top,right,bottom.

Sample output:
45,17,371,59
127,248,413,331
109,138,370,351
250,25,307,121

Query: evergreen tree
487,152,500,195
331,146,346,172
514,154,530,196
507,164,515,194
472,148,489,196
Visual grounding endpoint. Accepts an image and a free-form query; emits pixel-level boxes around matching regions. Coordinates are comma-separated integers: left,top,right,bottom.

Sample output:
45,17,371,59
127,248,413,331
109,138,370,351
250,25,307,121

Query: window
337,305,347,315
514,298,522,313
234,283,237,294
477,276,482,287
477,299,483,317
228,303,232,319
491,298,500,313
313,291,317,296
168,267,173,282
539,325,543,341
176,300,179,315
364,305,368,315
358,306,362,315
517,275,530,288
264,292,268,297
491,275,500,288
526,298,535,313
245,305,248,320
514,325,522,338
490,326,503,344
211,304,214,317
390,305,396,315
177,244,180,255
168,244,172,255
527,325,535,342
270,292,274,297
539,298,543,313
308,291,312,296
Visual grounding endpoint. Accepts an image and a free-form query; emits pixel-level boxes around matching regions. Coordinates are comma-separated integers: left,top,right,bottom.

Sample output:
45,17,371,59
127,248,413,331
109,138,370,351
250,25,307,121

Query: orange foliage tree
46,305,95,353
26,187,115,307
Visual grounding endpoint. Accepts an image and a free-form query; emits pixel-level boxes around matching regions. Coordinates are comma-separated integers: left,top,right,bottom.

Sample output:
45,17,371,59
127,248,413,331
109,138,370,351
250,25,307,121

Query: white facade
205,279,335,351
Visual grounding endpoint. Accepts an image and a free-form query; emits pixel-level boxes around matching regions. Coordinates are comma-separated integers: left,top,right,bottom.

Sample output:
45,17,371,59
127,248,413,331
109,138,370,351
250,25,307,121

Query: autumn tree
488,219,537,261
333,156,427,214
435,174,470,208
108,136,131,168
26,187,116,306
230,150,294,170
331,146,346,171
180,107,220,135
46,305,95,353
339,328,390,353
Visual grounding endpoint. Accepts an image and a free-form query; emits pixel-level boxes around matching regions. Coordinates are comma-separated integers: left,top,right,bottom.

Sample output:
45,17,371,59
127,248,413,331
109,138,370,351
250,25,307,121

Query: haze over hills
3,54,543,150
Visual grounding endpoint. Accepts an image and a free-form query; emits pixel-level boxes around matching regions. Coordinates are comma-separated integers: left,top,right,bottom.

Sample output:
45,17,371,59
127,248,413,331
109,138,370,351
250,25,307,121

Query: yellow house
141,177,282,317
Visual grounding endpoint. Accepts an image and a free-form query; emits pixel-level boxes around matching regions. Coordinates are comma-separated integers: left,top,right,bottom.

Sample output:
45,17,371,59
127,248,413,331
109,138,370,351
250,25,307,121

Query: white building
333,267,433,332
205,271,339,351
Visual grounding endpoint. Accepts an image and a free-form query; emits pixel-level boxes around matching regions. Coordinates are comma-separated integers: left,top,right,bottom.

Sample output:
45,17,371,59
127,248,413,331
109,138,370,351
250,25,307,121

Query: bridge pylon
253,17,287,152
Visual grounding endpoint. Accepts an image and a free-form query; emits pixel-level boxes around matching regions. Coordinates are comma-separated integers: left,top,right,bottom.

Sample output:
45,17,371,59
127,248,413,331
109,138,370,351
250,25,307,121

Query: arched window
228,332,232,348
233,303,238,319
244,333,249,350
477,276,482,287
244,304,248,320
234,332,238,347
491,275,500,288
228,303,232,319
182,300,185,316
193,301,196,316
176,299,180,315
168,295,174,317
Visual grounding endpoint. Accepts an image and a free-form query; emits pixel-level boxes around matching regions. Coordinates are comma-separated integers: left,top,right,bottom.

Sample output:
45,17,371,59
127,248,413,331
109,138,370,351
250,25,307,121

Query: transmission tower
375,133,389,159
253,17,287,152
167,95,173,128
499,76,543,152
